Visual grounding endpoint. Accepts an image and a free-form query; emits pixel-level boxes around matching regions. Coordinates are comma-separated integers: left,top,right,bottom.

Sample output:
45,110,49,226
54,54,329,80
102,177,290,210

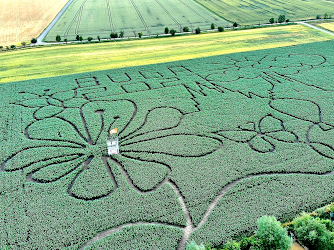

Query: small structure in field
107,128,119,155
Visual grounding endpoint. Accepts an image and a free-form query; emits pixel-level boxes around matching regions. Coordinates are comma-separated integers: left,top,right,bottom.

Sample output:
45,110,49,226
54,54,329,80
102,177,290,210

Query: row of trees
316,13,332,19
269,14,288,24
186,203,334,250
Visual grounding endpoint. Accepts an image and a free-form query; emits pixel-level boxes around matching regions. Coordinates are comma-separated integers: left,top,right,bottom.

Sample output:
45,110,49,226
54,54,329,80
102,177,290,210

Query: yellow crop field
318,21,334,32
0,0,68,46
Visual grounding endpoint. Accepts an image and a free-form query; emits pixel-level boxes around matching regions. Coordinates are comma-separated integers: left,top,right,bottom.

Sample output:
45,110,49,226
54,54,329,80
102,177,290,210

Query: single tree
316,14,321,19
324,13,329,19
211,23,215,29
76,34,80,41
269,17,275,24
164,27,169,34
31,38,37,45
87,37,93,42
255,215,292,250
195,27,201,34
79,36,83,42
97,35,101,41
183,26,189,32
119,30,124,38
138,32,143,38
64,38,68,44
110,32,118,39
233,22,238,27
278,14,286,23
286,19,289,22
21,41,26,47
218,26,224,32
56,35,61,42
170,29,177,36
10,45,16,50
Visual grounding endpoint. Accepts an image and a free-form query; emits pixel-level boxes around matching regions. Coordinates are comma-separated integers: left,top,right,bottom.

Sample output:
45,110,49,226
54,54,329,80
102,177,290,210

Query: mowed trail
0,0,68,46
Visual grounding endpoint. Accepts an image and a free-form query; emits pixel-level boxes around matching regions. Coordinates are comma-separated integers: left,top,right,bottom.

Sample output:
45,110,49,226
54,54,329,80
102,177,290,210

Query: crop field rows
1,40,334,249
0,0,68,46
44,0,228,41
194,0,334,25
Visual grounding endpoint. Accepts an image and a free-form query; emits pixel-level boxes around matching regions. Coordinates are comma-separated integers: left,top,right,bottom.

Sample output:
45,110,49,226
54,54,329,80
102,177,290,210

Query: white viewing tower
107,128,119,155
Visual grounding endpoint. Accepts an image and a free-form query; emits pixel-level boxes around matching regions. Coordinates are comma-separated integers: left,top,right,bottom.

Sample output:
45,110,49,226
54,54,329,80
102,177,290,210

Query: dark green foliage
211,23,215,29
218,26,224,32
164,27,169,34
294,213,333,250
183,26,190,32
278,14,286,23
56,35,61,42
64,39,68,44
21,41,26,47
79,36,83,41
10,45,16,50
269,18,275,24
87,37,93,42
138,32,143,38
255,216,292,250
224,240,241,250
31,38,37,44
170,29,177,36
286,19,289,22
233,22,238,27
110,32,118,39
76,34,80,41
195,27,201,34
97,35,101,41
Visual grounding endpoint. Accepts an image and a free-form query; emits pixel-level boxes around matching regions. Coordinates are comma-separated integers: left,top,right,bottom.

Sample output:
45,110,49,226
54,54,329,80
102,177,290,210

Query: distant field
0,0,68,46
1,24,333,84
193,0,334,25
44,0,229,41
317,21,334,32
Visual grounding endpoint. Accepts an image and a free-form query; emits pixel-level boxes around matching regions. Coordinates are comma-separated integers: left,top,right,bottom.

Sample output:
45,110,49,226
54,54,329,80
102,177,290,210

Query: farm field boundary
44,0,229,41
1,24,333,84
0,0,69,46
1,39,334,249
314,21,334,32
193,0,334,25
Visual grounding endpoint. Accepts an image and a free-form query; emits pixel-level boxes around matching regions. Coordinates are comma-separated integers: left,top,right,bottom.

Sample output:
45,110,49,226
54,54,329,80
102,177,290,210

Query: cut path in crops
44,0,229,41
0,0,69,46
1,39,334,249
1,24,333,84
193,0,334,25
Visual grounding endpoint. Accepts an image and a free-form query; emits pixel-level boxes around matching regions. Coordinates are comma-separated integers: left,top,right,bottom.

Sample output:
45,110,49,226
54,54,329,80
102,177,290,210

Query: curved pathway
37,0,74,44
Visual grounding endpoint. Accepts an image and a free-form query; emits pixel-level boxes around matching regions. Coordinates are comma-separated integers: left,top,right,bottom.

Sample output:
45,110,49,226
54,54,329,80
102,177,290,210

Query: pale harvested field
0,0,68,46
318,21,334,32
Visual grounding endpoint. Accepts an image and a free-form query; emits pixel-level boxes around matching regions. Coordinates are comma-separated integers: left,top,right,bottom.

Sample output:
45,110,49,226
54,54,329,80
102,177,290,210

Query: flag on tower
110,128,118,134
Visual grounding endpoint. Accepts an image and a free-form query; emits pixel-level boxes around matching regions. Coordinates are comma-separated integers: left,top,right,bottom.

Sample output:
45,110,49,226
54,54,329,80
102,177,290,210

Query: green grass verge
0,24,332,84
193,0,334,25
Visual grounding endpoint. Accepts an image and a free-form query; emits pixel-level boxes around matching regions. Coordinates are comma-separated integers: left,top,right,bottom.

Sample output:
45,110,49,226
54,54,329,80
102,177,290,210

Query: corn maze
1,40,334,249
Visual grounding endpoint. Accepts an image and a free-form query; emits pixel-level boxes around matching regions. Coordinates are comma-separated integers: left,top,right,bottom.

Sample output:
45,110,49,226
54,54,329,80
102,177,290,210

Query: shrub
195,27,201,34
233,22,238,27
286,19,289,22
0,46,3,51
218,26,224,32
31,38,37,44
56,35,61,42
164,27,169,34
79,36,83,42
138,32,143,38
224,240,241,250
64,38,68,44
269,18,275,24
87,37,93,42
316,14,321,19
110,32,118,39
185,241,206,250
21,41,26,47
255,216,292,250
324,13,329,19
294,213,332,249
10,45,16,50
211,23,215,29
170,29,177,36
76,34,80,41
183,26,189,32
